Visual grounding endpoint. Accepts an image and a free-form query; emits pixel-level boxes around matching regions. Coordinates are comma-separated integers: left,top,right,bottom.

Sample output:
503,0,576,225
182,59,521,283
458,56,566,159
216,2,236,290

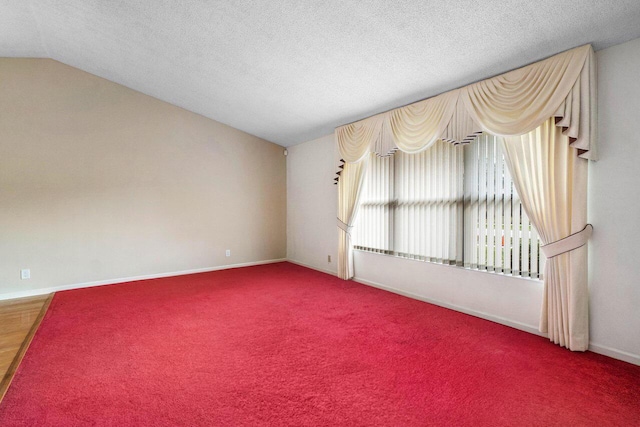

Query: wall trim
352,275,542,336
287,259,337,276
588,342,640,366
0,258,287,301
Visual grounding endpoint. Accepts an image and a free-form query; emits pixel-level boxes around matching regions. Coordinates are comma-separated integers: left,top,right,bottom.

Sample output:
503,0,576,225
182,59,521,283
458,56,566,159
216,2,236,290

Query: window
353,134,544,279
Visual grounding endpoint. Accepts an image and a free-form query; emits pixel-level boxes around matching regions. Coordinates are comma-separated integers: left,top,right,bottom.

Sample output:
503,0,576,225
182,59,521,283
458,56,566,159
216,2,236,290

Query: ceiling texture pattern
2,0,640,146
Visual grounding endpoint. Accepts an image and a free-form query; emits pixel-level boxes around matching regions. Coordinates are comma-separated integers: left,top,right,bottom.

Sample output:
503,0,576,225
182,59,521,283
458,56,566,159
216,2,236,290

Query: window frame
353,134,544,280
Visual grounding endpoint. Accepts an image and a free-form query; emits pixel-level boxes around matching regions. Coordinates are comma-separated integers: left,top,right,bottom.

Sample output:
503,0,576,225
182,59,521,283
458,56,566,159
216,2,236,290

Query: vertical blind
354,153,394,254
394,141,463,264
353,134,544,279
463,135,544,278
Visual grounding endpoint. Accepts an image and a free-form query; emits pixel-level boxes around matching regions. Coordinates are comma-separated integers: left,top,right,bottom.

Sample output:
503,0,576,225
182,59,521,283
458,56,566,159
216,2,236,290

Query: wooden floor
0,294,52,402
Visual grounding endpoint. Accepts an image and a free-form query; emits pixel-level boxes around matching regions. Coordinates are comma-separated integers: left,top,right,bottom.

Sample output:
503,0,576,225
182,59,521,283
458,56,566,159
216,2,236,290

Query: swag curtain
336,44,596,161
335,44,596,351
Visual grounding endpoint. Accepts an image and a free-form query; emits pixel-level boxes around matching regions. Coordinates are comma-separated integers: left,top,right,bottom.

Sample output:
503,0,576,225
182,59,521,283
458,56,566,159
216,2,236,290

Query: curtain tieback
336,218,354,234
541,224,593,259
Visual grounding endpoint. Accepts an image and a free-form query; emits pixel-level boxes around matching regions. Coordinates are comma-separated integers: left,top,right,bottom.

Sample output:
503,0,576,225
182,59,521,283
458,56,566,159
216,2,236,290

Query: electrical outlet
226,249,231,257
328,255,331,263
21,269,30,280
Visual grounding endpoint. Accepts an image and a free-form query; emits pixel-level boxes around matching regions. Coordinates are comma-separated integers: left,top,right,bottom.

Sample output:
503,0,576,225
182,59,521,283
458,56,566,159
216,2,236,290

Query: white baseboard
0,258,287,301
287,259,337,276
353,276,542,336
588,342,640,366
353,276,640,366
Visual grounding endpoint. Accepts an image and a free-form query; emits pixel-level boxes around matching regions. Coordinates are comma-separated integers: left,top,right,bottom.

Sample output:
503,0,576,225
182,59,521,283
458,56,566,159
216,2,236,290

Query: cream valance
336,44,596,162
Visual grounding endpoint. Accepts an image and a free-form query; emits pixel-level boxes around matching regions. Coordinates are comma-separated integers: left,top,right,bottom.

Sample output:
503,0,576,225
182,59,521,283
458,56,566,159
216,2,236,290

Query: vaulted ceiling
2,1,640,146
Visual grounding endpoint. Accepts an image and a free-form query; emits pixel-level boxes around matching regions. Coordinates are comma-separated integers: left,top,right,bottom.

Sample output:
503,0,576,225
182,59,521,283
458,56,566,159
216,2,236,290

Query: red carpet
1,262,638,426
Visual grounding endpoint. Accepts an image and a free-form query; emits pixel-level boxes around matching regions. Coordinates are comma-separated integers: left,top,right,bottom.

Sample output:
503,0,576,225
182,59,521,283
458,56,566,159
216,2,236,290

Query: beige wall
0,59,286,298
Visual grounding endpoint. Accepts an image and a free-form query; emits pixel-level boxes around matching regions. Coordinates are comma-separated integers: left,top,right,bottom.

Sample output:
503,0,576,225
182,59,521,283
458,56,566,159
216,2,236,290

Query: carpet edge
353,275,640,366
0,293,54,403
286,259,338,276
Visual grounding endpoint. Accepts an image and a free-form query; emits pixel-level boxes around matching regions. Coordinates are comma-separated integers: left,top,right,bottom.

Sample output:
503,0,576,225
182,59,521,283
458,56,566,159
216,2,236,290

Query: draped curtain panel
337,154,370,280
502,119,589,351
335,44,597,350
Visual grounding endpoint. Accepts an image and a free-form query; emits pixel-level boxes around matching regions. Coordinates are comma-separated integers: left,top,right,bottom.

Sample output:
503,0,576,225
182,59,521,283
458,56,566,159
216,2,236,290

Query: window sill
353,248,544,285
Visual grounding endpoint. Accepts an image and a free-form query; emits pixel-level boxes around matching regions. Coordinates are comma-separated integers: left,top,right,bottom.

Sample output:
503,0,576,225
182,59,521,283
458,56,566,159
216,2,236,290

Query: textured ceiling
2,1,640,146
